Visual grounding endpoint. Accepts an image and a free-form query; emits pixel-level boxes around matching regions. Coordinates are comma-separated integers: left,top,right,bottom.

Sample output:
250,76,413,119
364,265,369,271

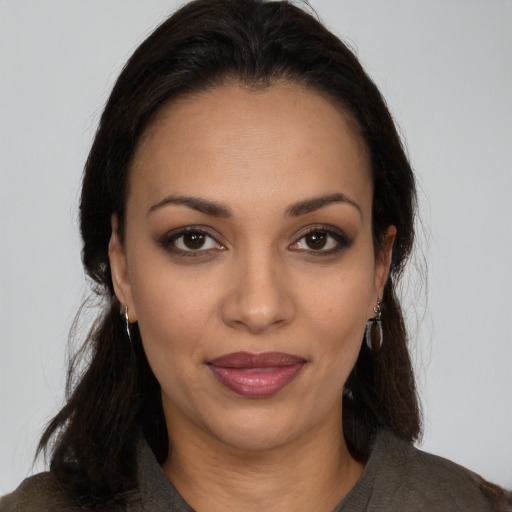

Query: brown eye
183,232,206,250
289,227,350,254
166,229,225,254
305,232,327,250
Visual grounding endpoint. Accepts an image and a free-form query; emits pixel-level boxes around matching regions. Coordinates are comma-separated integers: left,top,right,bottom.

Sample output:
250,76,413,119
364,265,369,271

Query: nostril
220,273,295,334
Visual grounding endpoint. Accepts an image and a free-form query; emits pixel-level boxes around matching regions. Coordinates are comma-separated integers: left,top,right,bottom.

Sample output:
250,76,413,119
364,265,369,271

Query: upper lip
208,351,306,368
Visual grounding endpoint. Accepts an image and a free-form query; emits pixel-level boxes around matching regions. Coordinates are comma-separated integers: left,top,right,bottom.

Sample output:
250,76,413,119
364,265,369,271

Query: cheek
299,257,375,369
132,278,216,415
303,259,375,325
129,264,220,372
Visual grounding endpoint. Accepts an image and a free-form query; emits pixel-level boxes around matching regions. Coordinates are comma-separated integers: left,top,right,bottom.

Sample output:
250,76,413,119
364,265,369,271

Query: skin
109,82,395,512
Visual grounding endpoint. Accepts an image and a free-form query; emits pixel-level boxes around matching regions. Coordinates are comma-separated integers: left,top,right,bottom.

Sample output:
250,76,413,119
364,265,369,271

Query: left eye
171,231,223,251
290,229,344,252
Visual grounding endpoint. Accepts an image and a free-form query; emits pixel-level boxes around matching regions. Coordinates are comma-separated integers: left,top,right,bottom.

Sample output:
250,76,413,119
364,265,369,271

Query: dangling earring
122,305,132,344
365,300,383,352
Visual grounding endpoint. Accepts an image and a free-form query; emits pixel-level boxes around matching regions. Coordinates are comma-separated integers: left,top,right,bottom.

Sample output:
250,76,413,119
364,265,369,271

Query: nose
221,250,295,335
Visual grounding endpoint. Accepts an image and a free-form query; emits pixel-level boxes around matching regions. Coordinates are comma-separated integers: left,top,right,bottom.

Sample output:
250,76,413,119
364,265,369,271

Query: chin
201,397,325,454
210,418,298,453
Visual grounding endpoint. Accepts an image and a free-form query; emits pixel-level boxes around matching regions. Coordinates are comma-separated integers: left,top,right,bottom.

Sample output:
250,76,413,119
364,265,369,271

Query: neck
162,409,364,512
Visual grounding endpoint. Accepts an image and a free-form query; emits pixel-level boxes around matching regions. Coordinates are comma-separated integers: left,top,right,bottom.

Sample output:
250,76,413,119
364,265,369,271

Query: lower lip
208,364,304,398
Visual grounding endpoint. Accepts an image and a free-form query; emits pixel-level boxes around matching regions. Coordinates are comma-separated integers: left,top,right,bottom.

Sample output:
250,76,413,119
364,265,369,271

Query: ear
373,225,397,300
108,214,137,323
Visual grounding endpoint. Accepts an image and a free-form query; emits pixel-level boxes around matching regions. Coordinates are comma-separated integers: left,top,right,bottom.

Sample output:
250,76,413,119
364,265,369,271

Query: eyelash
161,227,224,257
160,225,351,258
290,225,352,255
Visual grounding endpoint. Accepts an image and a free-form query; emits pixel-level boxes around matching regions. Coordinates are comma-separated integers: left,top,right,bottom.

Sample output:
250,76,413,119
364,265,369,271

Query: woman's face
110,82,394,452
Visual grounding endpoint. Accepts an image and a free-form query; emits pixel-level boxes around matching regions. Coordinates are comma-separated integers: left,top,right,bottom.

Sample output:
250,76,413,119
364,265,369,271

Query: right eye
164,228,225,256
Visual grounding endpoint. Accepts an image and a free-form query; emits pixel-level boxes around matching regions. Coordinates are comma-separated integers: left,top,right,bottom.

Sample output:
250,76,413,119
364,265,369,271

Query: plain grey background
1,0,511,494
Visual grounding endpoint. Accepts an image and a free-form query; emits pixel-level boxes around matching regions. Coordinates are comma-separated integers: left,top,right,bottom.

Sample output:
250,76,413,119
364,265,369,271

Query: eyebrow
148,195,232,217
147,192,361,218
285,193,362,218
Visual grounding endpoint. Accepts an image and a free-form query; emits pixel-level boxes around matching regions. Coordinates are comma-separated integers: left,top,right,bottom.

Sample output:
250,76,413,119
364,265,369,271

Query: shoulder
347,429,511,511
0,472,81,512
0,473,143,512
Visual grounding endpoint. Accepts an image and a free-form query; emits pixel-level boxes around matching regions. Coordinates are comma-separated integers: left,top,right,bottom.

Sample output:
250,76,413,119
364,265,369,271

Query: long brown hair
39,0,420,504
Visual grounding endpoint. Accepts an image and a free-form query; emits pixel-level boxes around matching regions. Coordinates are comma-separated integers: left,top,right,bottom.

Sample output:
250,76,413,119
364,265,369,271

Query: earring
122,305,132,344
365,300,383,352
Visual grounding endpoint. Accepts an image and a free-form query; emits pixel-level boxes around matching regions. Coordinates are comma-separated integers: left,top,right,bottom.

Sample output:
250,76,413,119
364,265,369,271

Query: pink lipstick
207,352,305,398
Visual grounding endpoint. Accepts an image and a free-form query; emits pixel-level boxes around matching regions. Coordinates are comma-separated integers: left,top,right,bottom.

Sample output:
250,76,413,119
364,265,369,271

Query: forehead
129,82,372,216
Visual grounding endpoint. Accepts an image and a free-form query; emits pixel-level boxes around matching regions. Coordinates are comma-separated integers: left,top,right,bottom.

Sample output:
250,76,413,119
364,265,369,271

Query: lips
207,351,306,398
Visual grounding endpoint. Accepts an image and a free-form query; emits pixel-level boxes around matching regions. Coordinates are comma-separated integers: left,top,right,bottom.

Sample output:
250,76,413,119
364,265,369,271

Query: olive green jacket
1,430,509,511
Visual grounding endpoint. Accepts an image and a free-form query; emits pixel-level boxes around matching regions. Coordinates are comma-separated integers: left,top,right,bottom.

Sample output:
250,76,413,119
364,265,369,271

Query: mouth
207,351,306,398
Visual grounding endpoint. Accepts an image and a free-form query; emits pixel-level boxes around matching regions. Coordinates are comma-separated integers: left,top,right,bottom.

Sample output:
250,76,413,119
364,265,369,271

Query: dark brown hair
39,0,420,504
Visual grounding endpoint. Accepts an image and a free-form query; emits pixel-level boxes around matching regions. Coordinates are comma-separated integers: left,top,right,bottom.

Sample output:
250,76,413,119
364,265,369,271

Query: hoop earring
365,300,383,352
122,305,132,344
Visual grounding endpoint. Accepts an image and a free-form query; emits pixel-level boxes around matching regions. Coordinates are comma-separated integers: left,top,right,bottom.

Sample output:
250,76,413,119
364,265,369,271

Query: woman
1,0,509,510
